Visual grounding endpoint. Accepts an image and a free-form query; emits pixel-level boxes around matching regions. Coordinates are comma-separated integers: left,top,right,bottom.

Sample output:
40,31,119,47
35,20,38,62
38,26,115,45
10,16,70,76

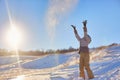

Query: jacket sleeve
84,31,91,44
84,31,88,38
74,28,81,41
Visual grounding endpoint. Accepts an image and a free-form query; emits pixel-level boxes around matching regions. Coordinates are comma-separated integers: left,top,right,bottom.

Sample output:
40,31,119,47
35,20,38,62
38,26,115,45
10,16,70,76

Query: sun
6,24,22,48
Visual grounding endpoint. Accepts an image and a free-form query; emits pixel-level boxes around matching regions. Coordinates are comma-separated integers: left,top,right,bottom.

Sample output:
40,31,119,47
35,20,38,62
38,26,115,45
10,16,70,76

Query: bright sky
0,0,120,50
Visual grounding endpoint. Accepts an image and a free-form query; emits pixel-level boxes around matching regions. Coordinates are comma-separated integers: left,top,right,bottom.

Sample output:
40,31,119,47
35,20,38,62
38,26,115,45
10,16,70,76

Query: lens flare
5,0,23,76
6,24,22,48
11,75,25,80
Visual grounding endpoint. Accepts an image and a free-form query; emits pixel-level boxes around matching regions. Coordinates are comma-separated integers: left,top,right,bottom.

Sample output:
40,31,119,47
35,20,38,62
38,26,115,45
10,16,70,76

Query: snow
22,54,72,69
0,46,120,80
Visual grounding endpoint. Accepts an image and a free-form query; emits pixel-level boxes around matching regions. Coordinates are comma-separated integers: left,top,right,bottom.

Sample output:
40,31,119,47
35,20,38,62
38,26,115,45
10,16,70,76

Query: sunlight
6,24,22,48
4,0,23,78
5,23,23,75
6,23,23,73
11,75,25,80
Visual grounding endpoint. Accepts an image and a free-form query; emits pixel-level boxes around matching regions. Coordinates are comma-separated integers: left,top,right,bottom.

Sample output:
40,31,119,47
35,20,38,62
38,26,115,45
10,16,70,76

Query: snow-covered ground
0,45,120,80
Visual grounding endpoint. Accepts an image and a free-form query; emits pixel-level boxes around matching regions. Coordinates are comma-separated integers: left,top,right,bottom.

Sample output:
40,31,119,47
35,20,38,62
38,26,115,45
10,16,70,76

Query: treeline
0,47,78,56
0,43,119,56
92,43,119,51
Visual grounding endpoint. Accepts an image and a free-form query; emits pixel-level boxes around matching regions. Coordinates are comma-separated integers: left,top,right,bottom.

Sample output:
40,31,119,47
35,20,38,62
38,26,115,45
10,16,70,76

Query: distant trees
0,43,119,56
0,49,8,56
94,43,119,51
56,46,77,53
108,43,118,47
0,46,77,56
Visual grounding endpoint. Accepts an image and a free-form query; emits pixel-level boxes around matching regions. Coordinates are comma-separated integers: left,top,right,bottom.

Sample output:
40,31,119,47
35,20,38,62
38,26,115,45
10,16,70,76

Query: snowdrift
0,46,120,80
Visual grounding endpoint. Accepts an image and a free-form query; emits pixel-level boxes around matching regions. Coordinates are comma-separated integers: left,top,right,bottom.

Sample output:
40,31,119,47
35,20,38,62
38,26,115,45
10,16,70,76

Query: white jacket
74,29,91,47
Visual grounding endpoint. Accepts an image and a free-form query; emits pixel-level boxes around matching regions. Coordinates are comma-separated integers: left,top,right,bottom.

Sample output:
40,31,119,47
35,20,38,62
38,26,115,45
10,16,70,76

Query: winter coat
74,30,91,53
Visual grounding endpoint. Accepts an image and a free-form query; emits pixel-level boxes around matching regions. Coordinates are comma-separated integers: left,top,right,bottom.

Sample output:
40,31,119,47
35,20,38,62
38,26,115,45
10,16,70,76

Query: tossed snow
0,46,120,80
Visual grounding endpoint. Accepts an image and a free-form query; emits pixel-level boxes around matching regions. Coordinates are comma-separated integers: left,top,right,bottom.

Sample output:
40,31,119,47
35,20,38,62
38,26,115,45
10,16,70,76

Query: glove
71,25,77,34
82,20,87,32
71,25,76,30
82,20,87,27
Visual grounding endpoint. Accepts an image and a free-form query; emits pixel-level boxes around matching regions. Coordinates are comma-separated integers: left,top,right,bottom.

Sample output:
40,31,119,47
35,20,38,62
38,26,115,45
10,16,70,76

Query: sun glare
11,75,25,80
6,24,22,48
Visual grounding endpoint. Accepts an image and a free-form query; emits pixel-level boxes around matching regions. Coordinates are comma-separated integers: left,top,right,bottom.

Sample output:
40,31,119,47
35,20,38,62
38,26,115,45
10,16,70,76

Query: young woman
71,20,94,79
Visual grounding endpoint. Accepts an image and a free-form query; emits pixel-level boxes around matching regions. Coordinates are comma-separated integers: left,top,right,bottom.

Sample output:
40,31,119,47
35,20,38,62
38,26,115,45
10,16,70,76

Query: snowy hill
22,54,72,69
0,45,120,80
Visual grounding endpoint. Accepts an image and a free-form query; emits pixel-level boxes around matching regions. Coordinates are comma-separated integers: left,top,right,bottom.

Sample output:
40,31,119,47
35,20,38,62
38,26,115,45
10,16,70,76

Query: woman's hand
71,25,76,30
82,20,87,27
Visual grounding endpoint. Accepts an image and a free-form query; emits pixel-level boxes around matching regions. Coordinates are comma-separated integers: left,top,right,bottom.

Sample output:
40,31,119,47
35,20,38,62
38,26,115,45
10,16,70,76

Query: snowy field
0,45,120,80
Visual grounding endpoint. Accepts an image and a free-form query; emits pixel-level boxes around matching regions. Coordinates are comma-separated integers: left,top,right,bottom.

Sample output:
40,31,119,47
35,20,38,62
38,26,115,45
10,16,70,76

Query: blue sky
0,0,120,50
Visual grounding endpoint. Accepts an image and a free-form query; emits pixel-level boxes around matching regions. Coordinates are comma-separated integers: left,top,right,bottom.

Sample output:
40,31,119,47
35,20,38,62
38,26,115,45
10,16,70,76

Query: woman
71,20,94,79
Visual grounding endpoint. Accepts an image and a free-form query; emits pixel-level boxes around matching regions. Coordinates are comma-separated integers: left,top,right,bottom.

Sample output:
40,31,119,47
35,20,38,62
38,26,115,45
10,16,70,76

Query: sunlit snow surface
0,46,120,80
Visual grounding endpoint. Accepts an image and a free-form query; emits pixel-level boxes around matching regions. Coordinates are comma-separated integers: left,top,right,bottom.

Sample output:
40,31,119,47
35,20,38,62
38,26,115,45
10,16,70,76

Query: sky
0,0,120,51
